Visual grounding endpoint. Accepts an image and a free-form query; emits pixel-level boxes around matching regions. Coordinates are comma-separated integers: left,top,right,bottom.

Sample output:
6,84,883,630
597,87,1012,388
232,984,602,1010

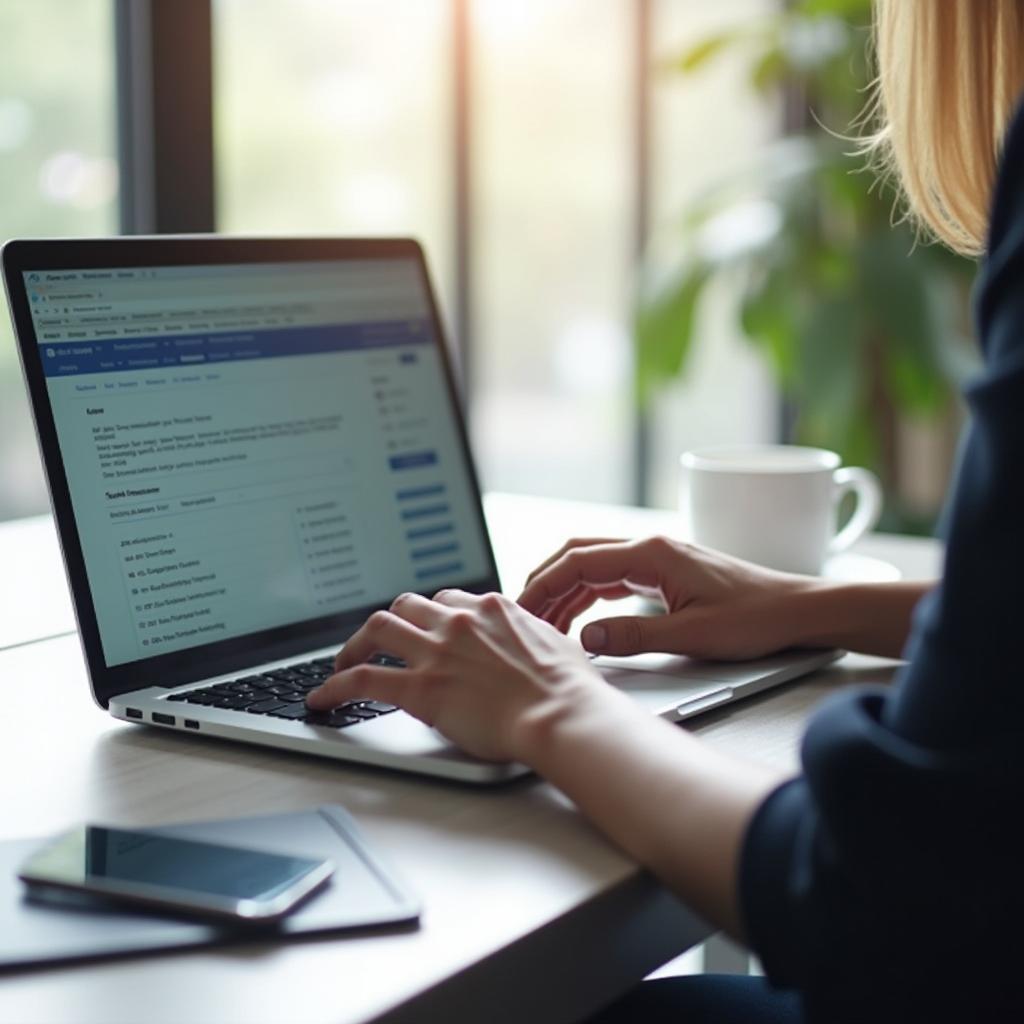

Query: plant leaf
739,264,799,387
668,33,736,73
799,0,872,22
634,265,710,407
795,295,861,423
659,24,772,76
858,232,950,413
751,49,787,93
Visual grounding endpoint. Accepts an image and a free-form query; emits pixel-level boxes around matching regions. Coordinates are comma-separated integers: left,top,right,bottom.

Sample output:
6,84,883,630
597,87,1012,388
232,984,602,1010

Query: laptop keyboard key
303,710,361,728
328,712,362,728
270,704,313,720
341,706,379,720
265,670,302,683
246,699,289,714
215,695,257,710
160,662,397,725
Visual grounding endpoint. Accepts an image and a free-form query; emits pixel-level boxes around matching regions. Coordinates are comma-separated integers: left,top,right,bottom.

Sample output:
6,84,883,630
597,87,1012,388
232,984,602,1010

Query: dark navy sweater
740,100,1024,1021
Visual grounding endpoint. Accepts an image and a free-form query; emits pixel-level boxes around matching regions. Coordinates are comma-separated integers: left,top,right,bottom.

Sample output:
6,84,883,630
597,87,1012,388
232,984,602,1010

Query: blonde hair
871,0,1024,256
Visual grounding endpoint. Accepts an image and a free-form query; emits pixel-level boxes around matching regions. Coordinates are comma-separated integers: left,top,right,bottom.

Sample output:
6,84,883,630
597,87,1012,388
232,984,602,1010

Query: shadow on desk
85,723,622,885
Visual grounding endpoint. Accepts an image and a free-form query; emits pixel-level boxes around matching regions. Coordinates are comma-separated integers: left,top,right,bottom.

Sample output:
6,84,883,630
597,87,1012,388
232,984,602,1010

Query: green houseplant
635,0,978,531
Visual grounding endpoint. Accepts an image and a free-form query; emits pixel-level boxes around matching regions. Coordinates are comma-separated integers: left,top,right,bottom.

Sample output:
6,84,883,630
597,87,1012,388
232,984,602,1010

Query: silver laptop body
108,647,839,783
3,237,838,785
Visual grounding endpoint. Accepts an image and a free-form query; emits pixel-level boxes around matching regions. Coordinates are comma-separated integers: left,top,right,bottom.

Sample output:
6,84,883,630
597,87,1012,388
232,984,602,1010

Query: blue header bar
40,318,433,378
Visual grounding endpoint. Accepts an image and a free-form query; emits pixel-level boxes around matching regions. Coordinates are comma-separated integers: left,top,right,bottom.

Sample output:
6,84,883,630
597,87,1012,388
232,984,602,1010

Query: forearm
791,580,933,658
516,688,783,940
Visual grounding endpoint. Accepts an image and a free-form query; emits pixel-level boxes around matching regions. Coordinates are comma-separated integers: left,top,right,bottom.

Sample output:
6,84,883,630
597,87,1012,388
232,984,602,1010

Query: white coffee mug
680,444,882,575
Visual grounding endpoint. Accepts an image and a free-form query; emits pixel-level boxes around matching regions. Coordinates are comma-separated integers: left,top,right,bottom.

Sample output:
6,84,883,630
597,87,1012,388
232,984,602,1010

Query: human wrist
508,670,625,769
786,581,879,651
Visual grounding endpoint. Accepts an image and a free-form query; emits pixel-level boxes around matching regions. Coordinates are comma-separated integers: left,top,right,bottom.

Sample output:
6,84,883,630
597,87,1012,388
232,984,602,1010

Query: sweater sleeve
738,99,1024,1023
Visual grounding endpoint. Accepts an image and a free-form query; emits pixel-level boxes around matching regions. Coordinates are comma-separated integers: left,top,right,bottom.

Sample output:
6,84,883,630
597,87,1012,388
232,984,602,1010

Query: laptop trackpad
597,665,729,715
595,649,839,717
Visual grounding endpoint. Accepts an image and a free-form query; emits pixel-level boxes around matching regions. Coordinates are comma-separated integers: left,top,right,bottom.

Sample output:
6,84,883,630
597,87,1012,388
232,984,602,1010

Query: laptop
2,237,839,784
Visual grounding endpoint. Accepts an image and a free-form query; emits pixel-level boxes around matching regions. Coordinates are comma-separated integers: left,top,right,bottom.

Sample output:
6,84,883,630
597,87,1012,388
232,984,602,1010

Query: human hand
305,590,623,762
518,536,823,660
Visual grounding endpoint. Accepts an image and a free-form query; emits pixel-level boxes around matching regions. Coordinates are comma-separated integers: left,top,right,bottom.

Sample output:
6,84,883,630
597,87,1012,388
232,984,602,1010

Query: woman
307,2,1024,1019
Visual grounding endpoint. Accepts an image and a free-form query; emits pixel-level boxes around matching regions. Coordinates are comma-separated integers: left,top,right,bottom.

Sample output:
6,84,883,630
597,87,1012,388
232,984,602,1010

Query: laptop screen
21,257,492,669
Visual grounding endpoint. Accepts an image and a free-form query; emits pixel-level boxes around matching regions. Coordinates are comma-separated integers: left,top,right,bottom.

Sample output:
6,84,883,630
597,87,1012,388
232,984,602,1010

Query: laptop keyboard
164,654,402,729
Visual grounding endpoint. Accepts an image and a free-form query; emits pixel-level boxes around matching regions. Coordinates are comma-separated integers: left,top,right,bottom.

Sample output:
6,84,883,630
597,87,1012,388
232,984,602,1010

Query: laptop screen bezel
2,236,502,708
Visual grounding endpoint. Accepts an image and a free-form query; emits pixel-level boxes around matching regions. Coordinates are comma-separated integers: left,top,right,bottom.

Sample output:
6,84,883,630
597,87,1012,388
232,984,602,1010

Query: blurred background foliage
636,0,979,533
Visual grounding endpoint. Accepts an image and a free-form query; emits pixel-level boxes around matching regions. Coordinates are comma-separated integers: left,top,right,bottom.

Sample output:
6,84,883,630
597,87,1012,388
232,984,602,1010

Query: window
645,0,777,508
470,0,634,503
214,0,454,312
0,1,118,521
0,0,777,522
215,1,773,508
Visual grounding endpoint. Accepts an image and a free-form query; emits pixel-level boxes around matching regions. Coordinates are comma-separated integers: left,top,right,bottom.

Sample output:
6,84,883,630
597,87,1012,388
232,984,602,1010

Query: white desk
0,493,941,1024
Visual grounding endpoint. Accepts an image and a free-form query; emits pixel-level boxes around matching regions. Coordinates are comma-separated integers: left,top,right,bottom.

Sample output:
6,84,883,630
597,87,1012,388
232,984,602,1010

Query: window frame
115,0,215,234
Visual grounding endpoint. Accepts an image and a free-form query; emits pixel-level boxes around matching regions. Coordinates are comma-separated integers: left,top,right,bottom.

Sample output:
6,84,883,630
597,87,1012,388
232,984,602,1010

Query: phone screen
19,826,333,921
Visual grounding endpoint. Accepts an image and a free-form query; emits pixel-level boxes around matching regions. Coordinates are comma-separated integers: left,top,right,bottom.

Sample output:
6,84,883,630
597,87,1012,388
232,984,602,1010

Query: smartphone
18,825,334,925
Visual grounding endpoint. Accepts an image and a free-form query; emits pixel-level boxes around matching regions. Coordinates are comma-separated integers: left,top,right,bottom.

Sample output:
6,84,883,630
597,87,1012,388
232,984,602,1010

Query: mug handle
828,467,882,556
